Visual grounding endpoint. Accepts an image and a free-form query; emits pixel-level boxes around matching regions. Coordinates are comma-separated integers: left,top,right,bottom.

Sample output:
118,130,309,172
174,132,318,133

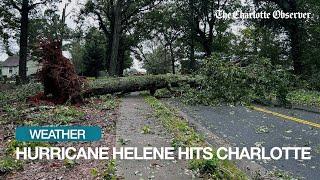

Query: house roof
2,56,19,67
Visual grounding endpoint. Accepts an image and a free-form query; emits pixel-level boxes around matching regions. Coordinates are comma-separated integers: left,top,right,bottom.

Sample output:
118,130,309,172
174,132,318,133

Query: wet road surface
165,100,320,179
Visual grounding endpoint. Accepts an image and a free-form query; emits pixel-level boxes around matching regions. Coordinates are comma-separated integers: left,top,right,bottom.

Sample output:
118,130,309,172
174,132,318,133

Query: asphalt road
165,100,320,180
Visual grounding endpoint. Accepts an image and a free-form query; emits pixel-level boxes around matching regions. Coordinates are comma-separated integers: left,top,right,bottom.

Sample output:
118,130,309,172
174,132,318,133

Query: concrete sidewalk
116,95,195,179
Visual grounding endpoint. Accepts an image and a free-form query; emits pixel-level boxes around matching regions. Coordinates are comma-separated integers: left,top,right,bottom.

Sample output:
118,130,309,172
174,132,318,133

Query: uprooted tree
37,40,84,104
35,40,289,106
35,41,196,104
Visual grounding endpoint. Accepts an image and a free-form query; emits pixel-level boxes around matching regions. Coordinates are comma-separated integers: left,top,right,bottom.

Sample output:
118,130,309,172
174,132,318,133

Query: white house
1,56,41,78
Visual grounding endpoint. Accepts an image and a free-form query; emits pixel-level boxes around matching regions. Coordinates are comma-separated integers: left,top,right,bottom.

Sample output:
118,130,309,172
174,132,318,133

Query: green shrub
189,158,219,175
103,160,116,180
0,157,23,174
287,89,320,107
5,140,49,156
154,88,172,98
308,71,320,91
0,83,42,105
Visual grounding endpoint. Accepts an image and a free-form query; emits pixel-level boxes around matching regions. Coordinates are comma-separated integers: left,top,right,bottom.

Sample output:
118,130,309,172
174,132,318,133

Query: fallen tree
33,40,198,104
34,40,84,104
83,75,200,98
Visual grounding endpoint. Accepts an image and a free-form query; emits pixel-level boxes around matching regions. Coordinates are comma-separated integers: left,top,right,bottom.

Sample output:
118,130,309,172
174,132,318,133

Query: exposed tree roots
37,40,84,104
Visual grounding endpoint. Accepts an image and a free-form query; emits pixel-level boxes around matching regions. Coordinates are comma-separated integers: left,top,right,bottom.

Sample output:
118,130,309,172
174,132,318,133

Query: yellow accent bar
251,106,320,129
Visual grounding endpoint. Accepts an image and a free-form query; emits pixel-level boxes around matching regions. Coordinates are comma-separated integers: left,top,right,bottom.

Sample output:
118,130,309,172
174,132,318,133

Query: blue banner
16,126,102,142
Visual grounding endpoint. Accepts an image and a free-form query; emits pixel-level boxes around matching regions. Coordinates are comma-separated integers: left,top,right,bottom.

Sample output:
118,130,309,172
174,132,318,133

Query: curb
292,105,320,114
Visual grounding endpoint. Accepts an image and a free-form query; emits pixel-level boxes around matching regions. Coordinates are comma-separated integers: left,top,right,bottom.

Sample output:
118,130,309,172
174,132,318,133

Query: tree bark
18,0,29,84
189,43,195,71
169,44,175,74
287,0,303,75
117,41,125,76
106,42,111,71
109,0,121,76
289,23,303,75
83,75,198,98
188,0,196,72
203,40,212,57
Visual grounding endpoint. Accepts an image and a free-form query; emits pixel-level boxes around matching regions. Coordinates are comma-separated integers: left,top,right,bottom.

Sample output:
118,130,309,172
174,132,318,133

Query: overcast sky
0,0,146,70
0,0,82,61
0,0,250,71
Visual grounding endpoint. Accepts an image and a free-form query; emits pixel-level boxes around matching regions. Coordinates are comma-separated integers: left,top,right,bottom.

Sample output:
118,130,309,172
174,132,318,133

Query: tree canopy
0,0,319,86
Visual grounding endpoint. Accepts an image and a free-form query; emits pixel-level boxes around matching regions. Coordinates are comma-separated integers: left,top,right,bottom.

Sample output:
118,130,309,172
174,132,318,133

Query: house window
9,67,13,74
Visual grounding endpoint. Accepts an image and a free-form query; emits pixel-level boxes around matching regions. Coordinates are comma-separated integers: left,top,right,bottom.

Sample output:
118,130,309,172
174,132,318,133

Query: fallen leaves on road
255,126,271,134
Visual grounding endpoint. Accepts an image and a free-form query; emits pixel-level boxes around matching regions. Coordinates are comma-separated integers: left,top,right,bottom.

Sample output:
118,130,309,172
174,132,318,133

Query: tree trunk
18,0,29,84
97,14,112,72
257,0,303,74
289,23,303,75
189,43,195,72
83,75,199,98
203,40,212,57
169,44,175,74
59,4,67,47
287,0,302,75
117,43,125,76
105,42,111,71
109,1,121,76
188,0,196,72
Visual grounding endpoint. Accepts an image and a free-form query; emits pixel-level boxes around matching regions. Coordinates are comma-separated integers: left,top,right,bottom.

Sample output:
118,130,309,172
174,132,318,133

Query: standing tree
177,0,240,57
254,0,309,75
80,0,161,76
146,2,184,74
82,28,106,77
142,41,171,75
0,0,59,83
302,0,320,79
70,40,85,75
187,0,197,71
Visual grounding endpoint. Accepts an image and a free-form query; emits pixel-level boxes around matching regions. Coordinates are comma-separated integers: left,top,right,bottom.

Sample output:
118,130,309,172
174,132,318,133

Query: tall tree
178,0,240,57
147,2,184,74
80,0,161,76
302,0,320,77
254,0,307,74
187,0,196,71
0,0,59,83
143,44,171,75
82,28,106,77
